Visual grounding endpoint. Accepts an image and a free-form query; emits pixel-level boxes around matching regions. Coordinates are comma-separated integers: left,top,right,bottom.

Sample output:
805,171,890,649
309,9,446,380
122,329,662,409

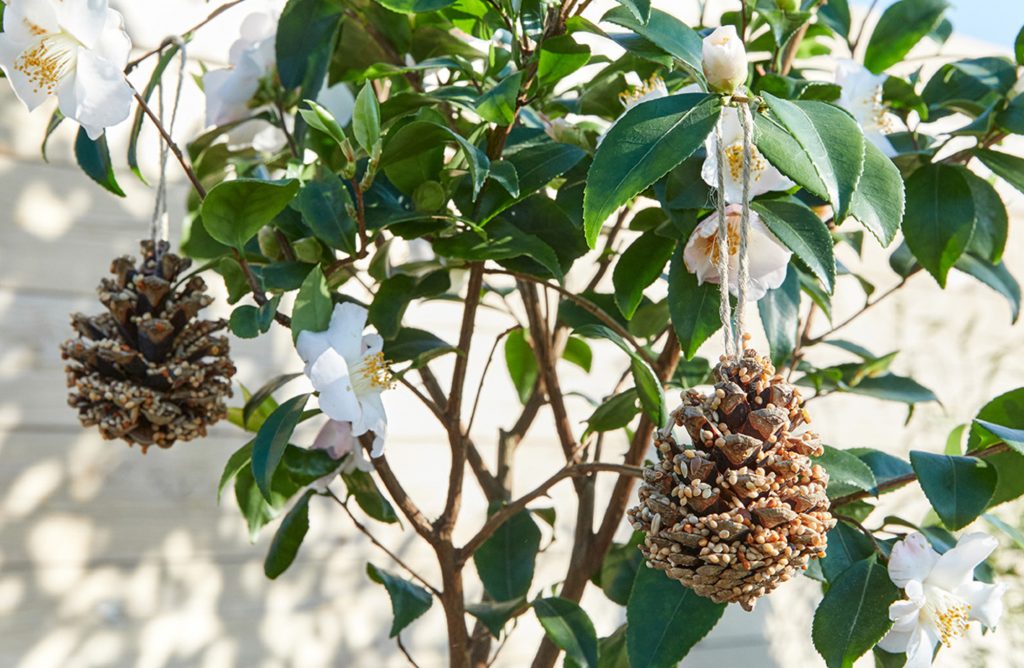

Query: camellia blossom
702,107,795,204
702,25,747,94
835,59,897,157
311,419,373,474
683,204,791,301
202,7,278,127
879,532,1006,668
297,303,391,458
0,0,133,139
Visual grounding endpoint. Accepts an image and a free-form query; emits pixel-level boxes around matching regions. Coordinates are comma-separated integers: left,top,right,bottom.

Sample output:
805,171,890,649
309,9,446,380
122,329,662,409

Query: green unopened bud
258,226,284,260
292,237,323,264
775,0,799,11
413,181,447,212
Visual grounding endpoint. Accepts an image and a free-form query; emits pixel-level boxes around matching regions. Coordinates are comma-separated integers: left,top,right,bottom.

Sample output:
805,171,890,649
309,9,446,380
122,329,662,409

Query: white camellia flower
683,204,791,301
879,532,1006,668
202,7,278,127
835,59,897,157
311,419,373,474
702,25,747,94
297,303,391,458
0,0,133,139
596,76,668,147
702,107,795,204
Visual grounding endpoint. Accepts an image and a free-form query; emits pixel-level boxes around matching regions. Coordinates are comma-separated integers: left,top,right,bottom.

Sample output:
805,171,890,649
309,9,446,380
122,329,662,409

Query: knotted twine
150,40,188,261
713,100,756,358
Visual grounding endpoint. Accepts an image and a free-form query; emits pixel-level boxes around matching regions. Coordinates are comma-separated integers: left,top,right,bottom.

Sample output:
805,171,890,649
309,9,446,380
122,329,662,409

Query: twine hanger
713,99,756,359
150,39,188,261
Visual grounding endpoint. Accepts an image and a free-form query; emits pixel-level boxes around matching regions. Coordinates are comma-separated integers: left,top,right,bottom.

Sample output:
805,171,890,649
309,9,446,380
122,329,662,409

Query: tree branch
124,0,250,74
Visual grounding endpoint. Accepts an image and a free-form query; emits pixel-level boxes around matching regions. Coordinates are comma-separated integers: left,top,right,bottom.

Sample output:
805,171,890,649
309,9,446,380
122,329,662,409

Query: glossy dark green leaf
299,100,348,147
353,83,381,153
381,121,491,198
505,327,539,404
812,557,901,668
863,0,949,74
754,111,829,201
815,445,877,499
474,510,542,601
533,598,598,668
976,148,1024,197
466,597,527,639
584,94,721,247
668,244,721,360
201,179,300,249
369,270,450,339
910,451,997,530
218,440,255,502
820,521,875,582
613,230,675,319
626,566,725,668
374,0,455,10
366,563,433,637
963,170,1008,263
849,139,905,247
761,93,866,222
264,489,314,578
563,336,593,372
277,0,343,90
598,534,643,605
294,176,357,253
290,266,332,341
849,373,939,404
342,469,400,523
753,199,836,292
229,305,263,339
849,448,913,494
538,35,590,86
75,129,125,197
598,625,630,668
759,265,800,367
586,390,641,433
603,7,703,77
974,419,1024,455
40,107,64,162
968,387,1024,452
818,0,851,37
902,164,974,287
576,324,666,427
244,373,304,430
434,219,563,279
383,327,456,366
251,394,311,500
955,254,1020,323
1016,25,1024,66
478,72,523,125
613,0,650,23
479,142,585,222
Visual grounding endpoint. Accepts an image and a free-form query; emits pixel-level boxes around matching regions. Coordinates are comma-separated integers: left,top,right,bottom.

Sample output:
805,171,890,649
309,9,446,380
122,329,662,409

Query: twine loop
151,39,188,259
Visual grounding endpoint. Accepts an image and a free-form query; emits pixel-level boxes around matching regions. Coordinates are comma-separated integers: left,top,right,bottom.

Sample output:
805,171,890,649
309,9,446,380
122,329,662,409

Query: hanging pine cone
60,240,236,451
627,347,834,610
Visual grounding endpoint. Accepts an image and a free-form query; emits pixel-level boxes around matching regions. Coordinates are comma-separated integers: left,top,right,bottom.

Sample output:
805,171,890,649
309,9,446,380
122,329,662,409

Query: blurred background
1,1,1023,666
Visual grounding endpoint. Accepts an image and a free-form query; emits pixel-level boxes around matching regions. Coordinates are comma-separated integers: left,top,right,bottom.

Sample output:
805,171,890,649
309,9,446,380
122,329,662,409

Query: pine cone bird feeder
627,348,834,610
60,240,236,451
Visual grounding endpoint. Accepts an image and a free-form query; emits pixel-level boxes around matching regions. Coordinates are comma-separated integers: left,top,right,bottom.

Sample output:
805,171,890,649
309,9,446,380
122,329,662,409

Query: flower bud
292,237,323,264
258,226,284,260
775,0,800,11
702,26,748,94
414,181,447,212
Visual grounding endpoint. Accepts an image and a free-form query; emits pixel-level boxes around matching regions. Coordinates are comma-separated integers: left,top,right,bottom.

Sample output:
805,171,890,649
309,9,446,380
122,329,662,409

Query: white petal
3,0,60,44
296,329,332,365
682,214,721,286
202,66,260,127
90,8,131,71
307,348,350,389
311,419,355,460
58,48,132,139
56,0,108,49
889,597,924,625
877,626,914,653
744,216,792,297
957,581,1006,629
362,333,384,356
318,82,355,127
901,625,937,668
251,123,288,153
889,533,940,588
353,392,387,438
317,380,362,424
327,302,369,363
927,532,997,591
0,35,52,110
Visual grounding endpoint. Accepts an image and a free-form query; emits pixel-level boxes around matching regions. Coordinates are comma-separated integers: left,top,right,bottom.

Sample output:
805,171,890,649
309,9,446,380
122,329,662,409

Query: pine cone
627,348,834,610
60,240,236,451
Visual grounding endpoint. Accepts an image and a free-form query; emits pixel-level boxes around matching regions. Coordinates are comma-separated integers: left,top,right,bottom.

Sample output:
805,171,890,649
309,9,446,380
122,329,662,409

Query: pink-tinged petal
317,381,362,424
957,581,1006,629
4,0,60,44
0,35,52,111
56,0,108,49
90,8,131,70
58,49,132,139
311,419,355,461
889,533,939,588
327,302,368,362
307,348,350,389
683,213,723,286
927,532,998,591
296,329,333,366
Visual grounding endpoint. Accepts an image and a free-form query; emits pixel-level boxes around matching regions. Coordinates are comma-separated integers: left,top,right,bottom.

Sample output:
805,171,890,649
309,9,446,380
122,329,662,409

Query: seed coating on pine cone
626,348,834,610
60,241,236,451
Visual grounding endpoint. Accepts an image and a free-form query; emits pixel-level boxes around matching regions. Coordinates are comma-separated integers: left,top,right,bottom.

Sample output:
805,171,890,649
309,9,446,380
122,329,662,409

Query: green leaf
277,0,343,90
963,170,1008,263
576,324,666,427
466,597,528,639
850,448,913,493
974,419,1024,455
598,625,630,668
75,129,125,197
626,566,726,668
264,489,314,579
598,534,643,605
244,373,304,430
291,266,332,341
374,0,455,11
229,305,263,339
299,100,348,147
353,83,381,153
201,179,300,249
759,265,800,367
820,521,875,582
811,557,901,668
761,93,866,222
910,451,997,530
819,0,851,37
533,598,598,668
478,142,585,223
815,445,877,499
251,394,311,500
955,254,1020,323
613,0,650,23
342,469,399,523
563,336,593,373
383,327,456,367
434,219,563,279
976,148,1024,197
613,230,675,319
381,121,491,199
474,510,542,601
586,390,641,433
968,387,1024,452
668,244,721,360
218,440,255,502
584,94,721,247
477,72,523,125
902,164,975,287
864,0,949,74
603,7,703,78
40,107,64,162
366,563,433,637
538,35,590,87
1017,25,1024,66
753,110,829,201
294,176,357,254
368,270,450,339
849,139,905,246
505,327,539,404
752,199,836,292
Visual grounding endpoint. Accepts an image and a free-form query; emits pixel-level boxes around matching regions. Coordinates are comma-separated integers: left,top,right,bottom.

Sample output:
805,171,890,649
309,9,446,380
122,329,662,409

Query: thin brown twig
804,276,912,346
131,87,206,199
124,0,250,74
467,325,519,436
396,634,422,668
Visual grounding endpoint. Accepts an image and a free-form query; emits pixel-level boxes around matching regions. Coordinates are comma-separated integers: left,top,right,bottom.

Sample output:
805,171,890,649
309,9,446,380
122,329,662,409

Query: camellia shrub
4,0,1024,666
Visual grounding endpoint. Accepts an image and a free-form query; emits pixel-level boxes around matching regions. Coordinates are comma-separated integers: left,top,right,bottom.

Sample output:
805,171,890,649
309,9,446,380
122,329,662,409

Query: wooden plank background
1,2,1022,667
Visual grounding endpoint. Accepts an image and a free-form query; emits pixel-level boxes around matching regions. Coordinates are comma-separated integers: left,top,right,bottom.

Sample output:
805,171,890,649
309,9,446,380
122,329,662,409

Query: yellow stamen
725,142,768,183
356,352,394,393
619,75,666,108
16,29,78,95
